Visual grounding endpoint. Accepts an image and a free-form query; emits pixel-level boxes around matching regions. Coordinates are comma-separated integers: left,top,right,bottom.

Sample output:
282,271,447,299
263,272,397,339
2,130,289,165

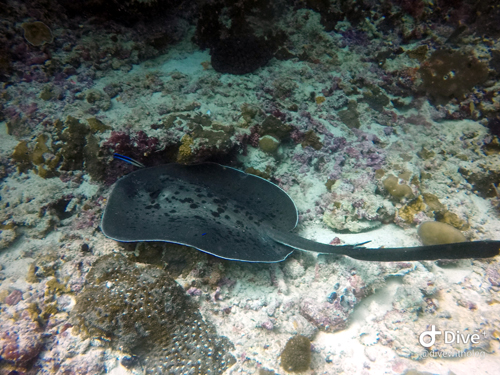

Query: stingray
101,162,500,263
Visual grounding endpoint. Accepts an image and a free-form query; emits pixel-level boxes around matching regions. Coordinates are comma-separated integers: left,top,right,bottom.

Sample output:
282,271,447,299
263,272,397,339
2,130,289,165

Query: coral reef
71,254,235,374
1,0,500,373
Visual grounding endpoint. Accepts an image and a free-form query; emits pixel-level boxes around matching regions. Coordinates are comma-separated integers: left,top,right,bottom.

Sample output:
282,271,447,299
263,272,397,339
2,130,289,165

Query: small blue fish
113,153,145,168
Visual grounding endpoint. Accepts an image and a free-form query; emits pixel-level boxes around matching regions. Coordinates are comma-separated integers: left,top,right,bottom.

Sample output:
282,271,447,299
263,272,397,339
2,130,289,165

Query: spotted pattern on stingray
71,254,235,374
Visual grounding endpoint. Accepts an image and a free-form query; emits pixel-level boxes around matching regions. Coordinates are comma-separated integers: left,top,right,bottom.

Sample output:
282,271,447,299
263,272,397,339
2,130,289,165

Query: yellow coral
397,196,426,224
45,277,69,297
12,140,32,173
177,134,193,163
439,210,470,230
26,264,39,283
315,96,326,104
32,135,49,165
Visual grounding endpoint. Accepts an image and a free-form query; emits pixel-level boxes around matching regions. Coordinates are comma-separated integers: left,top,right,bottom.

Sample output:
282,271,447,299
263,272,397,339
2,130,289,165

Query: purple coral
260,320,274,330
299,298,348,332
5,290,23,306
0,313,44,365
339,29,371,48
186,287,202,296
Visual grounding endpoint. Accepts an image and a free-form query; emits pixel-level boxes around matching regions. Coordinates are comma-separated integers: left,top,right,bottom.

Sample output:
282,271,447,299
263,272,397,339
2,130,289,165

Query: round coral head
21,21,53,46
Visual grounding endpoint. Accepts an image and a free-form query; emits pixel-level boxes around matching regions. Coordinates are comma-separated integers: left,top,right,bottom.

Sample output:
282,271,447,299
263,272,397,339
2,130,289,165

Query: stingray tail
267,229,500,261
334,241,500,261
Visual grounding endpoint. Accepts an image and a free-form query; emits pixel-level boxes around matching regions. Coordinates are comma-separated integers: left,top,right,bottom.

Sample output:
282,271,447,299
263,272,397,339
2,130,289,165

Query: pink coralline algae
260,320,274,330
248,126,261,147
5,290,23,306
271,109,286,122
299,298,349,333
329,237,341,245
323,134,347,152
186,287,202,296
486,266,500,287
103,130,160,158
348,274,367,299
102,130,161,184
0,314,44,365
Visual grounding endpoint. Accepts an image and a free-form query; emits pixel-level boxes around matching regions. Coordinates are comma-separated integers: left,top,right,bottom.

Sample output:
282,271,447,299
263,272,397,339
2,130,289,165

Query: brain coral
71,254,235,374
280,335,311,372
21,21,53,46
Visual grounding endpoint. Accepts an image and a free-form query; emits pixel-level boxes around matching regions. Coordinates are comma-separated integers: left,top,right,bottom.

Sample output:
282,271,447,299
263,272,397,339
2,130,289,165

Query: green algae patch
419,49,488,104
435,210,470,231
397,196,426,224
21,21,53,46
417,146,436,160
26,302,42,322
260,115,292,140
325,179,336,192
245,167,271,180
60,116,90,171
422,193,445,212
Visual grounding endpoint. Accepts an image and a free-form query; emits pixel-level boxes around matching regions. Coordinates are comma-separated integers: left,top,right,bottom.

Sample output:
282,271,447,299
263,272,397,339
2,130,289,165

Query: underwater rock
338,100,361,129
259,115,292,140
299,298,349,332
0,313,44,365
419,49,489,104
71,254,235,374
210,35,276,75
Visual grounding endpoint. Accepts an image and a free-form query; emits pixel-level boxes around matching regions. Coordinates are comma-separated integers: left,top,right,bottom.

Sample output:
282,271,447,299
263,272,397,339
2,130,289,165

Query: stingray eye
149,189,161,200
